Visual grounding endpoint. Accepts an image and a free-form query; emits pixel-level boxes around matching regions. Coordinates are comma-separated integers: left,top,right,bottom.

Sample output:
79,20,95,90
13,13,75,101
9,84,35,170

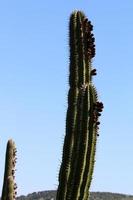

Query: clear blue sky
0,0,133,196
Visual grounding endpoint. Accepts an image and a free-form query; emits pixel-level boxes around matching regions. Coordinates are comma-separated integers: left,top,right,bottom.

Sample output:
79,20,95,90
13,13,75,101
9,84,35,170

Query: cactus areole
56,11,103,200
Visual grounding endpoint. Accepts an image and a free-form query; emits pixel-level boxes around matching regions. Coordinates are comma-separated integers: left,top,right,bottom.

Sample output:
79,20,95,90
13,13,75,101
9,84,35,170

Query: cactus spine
1,139,17,200
56,11,103,200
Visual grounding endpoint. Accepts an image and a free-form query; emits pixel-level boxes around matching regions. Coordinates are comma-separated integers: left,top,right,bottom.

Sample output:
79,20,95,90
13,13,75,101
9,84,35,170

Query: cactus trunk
1,139,17,200
56,11,103,200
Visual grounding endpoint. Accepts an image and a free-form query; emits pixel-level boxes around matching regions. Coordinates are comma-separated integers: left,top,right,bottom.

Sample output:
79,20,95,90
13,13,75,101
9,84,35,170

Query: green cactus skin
56,11,103,200
1,139,17,200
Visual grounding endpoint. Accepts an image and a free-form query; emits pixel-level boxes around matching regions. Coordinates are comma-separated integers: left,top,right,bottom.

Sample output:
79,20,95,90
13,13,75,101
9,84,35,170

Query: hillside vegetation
17,190,133,200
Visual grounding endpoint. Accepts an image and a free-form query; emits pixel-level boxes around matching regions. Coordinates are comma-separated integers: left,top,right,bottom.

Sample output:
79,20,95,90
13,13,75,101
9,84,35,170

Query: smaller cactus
1,139,17,200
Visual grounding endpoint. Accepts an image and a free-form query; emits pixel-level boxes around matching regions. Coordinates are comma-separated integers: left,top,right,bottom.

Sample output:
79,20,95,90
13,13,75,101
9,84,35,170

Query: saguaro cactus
1,139,17,200
56,11,103,200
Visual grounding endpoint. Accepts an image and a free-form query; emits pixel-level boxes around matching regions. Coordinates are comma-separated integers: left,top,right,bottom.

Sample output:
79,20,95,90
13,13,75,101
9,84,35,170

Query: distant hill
17,190,133,200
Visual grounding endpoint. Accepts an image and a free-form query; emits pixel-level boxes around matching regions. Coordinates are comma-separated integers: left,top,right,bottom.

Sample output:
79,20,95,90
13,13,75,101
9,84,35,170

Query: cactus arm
79,85,99,200
56,11,79,200
86,85,99,189
76,11,86,87
1,139,17,200
69,11,78,88
84,85,103,200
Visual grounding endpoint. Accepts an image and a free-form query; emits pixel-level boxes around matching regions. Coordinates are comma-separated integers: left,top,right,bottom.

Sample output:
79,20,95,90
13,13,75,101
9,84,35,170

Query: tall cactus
56,11,103,200
1,139,17,200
